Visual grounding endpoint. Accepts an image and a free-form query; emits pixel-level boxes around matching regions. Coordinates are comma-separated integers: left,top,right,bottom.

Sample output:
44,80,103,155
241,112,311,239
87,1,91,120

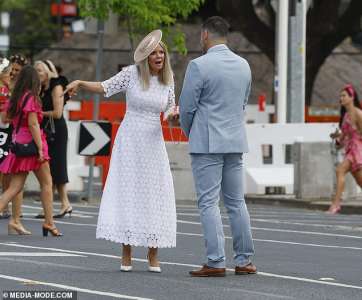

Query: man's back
180,44,251,153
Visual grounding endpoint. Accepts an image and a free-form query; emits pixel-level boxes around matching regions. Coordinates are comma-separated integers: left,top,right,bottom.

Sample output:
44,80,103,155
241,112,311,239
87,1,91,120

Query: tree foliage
78,0,205,53
3,0,57,57
202,0,362,105
0,0,26,11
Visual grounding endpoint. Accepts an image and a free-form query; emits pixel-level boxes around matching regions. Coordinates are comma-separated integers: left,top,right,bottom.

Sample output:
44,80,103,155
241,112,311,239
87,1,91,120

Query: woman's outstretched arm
64,80,103,97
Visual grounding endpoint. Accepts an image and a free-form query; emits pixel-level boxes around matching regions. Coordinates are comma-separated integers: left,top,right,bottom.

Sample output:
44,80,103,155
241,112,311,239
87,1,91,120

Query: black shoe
53,206,73,219
35,214,45,219
0,211,10,219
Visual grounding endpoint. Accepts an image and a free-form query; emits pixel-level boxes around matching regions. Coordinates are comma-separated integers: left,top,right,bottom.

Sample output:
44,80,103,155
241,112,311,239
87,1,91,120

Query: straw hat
134,29,162,63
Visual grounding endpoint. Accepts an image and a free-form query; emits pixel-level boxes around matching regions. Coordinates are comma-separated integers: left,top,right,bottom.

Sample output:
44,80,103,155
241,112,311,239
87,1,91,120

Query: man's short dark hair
202,16,230,38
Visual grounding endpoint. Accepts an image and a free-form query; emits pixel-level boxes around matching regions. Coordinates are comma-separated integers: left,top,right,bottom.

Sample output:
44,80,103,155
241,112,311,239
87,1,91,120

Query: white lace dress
96,65,177,248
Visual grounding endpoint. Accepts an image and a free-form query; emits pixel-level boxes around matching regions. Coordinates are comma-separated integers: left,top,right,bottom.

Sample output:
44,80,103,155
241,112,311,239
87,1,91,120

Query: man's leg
222,154,254,267
191,154,225,268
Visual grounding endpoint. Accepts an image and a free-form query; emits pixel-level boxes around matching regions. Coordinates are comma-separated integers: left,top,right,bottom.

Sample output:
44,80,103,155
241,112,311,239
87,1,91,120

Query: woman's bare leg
352,169,362,187
0,173,27,212
33,163,54,227
147,247,160,267
3,175,23,224
56,183,71,211
122,244,132,266
0,174,10,216
11,192,24,223
329,159,352,212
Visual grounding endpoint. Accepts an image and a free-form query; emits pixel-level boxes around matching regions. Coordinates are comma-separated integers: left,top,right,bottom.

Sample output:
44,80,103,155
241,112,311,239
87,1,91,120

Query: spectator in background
0,65,62,237
9,54,29,90
1,54,30,229
0,55,30,234
328,84,362,214
34,60,71,218
0,57,12,219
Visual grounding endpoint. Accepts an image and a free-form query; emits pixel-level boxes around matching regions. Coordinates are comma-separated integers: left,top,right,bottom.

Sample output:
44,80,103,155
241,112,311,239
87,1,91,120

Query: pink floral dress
0,92,50,173
341,113,362,172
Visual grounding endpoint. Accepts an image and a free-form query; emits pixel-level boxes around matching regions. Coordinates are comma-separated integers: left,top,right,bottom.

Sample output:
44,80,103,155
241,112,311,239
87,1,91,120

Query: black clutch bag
10,140,38,157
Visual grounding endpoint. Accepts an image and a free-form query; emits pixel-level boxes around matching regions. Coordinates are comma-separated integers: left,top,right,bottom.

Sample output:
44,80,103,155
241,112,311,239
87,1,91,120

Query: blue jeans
191,153,255,268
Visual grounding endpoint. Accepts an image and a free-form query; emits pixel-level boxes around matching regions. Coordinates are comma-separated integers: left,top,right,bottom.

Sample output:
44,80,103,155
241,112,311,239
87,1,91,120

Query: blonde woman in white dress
65,30,178,273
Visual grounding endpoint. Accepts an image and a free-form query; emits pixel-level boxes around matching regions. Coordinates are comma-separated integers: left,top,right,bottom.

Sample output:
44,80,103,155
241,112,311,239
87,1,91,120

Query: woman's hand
38,149,44,163
64,80,81,98
330,128,341,139
167,106,180,127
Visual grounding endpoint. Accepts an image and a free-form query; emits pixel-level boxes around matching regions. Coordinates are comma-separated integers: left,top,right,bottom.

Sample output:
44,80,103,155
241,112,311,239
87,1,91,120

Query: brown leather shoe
235,263,257,275
189,264,226,277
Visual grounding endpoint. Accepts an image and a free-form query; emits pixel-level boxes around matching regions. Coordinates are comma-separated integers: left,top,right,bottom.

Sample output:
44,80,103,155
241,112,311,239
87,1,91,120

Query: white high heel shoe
147,254,161,273
148,265,161,273
120,265,133,272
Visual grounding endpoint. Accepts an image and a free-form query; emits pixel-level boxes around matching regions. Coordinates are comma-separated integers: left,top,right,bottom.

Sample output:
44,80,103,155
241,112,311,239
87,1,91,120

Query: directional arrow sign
78,121,111,156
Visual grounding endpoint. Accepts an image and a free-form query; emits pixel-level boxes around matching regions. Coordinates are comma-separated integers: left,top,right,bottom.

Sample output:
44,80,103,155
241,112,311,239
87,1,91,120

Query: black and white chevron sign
78,121,111,156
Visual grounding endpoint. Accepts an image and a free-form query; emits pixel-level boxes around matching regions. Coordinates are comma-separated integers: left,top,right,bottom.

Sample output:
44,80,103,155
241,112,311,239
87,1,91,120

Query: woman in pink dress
328,84,362,214
0,65,62,236
0,57,12,219
0,56,29,234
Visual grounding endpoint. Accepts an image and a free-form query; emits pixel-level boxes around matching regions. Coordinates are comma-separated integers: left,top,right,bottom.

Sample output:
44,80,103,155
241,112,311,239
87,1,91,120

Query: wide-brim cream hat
134,29,162,63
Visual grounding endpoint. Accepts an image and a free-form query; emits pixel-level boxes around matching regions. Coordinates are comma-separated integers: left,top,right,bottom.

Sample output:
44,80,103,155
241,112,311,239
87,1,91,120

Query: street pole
86,19,104,201
57,0,62,41
276,0,289,123
287,0,307,123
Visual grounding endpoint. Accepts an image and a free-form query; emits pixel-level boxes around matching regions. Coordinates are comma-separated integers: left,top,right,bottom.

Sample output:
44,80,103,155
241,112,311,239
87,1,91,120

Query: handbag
43,115,55,144
9,94,39,157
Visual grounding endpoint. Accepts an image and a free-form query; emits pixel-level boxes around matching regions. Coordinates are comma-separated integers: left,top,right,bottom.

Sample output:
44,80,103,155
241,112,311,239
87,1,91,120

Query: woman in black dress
34,60,72,218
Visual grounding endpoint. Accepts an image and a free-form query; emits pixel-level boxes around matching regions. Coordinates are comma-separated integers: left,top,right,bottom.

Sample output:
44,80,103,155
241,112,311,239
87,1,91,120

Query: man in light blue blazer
179,16,256,277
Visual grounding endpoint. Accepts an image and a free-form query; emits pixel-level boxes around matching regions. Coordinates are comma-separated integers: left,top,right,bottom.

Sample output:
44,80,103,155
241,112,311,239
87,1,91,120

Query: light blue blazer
179,44,251,154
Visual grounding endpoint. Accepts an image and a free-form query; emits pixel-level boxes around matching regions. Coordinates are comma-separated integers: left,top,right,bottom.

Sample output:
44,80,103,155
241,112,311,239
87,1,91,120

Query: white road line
0,252,85,257
19,218,362,249
23,204,360,225
0,258,292,300
22,218,97,227
177,232,362,251
177,212,362,232
0,274,153,300
177,220,362,239
252,218,362,231
23,217,362,240
31,202,100,209
22,205,362,229
20,214,93,219
253,219,362,225
1,243,362,291
0,257,95,271
252,226,362,239
21,205,94,218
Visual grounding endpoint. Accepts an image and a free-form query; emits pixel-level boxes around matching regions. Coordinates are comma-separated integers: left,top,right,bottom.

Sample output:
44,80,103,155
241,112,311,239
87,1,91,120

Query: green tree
78,0,205,53
3,0,57,58
200,0,362,105
0,0,25,10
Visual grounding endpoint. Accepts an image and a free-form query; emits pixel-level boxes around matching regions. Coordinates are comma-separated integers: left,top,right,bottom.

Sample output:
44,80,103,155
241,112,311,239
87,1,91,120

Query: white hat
134,29,162,63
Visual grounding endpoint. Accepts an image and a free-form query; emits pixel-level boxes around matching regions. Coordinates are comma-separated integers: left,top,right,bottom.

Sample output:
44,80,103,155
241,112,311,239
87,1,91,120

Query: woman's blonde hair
34,60,58,81
137,41,173,90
